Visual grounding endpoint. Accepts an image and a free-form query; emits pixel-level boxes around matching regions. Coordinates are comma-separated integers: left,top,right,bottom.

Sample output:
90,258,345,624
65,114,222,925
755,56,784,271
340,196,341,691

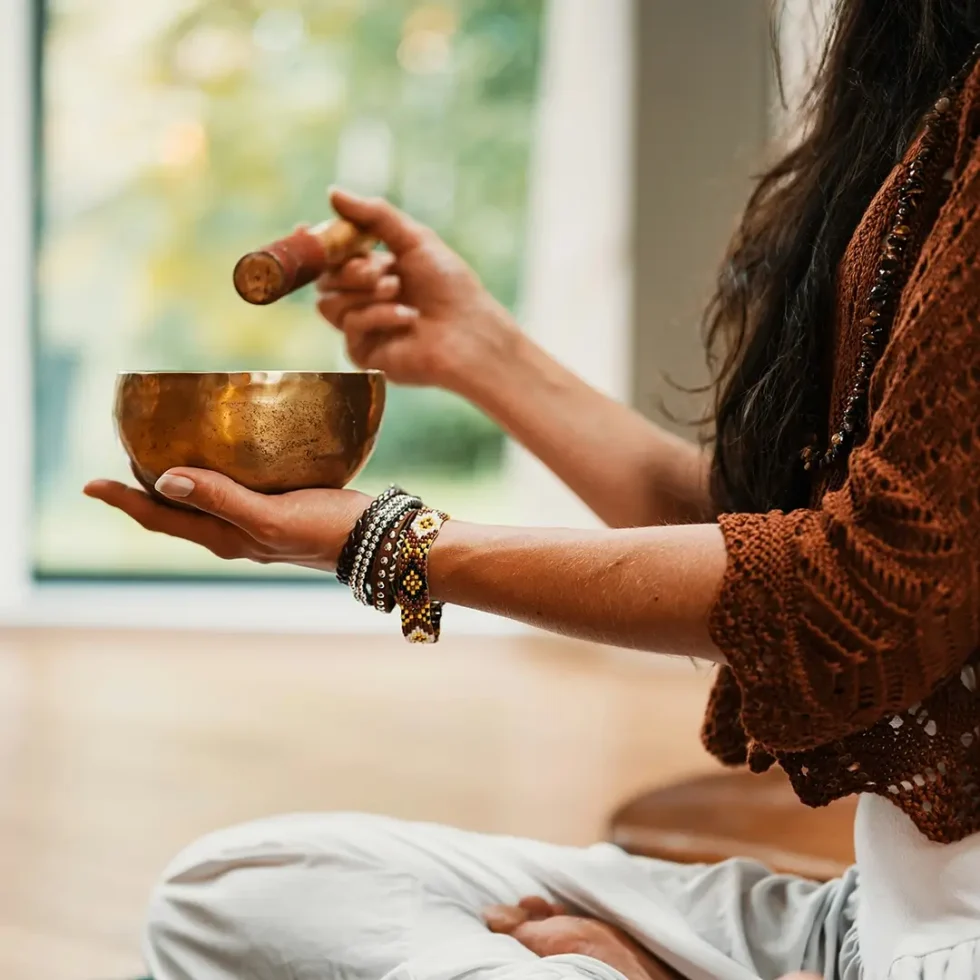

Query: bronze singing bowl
115,371,386,498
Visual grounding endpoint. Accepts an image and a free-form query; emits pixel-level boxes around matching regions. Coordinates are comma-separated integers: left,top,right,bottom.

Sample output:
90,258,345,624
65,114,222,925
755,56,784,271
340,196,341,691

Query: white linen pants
144,812,862,980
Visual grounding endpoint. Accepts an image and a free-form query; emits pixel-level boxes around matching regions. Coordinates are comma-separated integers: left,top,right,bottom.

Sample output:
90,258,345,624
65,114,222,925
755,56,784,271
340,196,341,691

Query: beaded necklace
801,43,980,473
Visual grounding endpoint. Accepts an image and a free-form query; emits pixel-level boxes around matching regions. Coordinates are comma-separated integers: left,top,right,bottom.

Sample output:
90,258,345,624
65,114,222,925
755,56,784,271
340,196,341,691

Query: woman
86,2,980,978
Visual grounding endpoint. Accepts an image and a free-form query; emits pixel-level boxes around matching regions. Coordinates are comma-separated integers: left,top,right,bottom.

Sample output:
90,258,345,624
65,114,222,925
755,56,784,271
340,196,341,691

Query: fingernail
396,304,418,318
155,474,195,498
483,904,527,932
378,275,400,296
329,184,361,201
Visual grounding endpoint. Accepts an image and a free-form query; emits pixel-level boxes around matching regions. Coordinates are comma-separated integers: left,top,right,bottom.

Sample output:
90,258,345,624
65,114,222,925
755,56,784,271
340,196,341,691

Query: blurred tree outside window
34,0,545,578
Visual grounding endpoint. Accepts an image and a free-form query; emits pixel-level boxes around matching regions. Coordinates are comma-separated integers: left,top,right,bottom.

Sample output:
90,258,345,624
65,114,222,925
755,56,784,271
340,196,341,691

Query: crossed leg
144,813,851,980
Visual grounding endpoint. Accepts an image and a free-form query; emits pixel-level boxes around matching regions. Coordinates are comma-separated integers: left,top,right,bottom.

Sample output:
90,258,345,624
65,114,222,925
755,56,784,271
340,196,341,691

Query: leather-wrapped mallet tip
233,251,288,305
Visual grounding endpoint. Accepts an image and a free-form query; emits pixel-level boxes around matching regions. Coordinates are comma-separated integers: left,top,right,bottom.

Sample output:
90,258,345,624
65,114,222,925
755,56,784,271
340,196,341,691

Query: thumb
155,469,273,535
329,187,426,256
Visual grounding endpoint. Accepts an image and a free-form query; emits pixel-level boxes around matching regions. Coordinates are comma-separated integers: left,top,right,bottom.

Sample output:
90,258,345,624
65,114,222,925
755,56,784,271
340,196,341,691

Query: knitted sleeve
709,137,980,755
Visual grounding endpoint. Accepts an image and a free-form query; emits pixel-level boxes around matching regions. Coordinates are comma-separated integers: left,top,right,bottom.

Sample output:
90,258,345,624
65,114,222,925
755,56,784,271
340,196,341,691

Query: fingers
342,303,418,336
345,329,420,376
341,306,419,370
518,896,566,918
509,919,562,957
317,252,395,291
316,275,401,327
83,480,246,559
151,469,279,540
329,187,427,256
484,905,530,934
484,897,566,934
315,253,402,329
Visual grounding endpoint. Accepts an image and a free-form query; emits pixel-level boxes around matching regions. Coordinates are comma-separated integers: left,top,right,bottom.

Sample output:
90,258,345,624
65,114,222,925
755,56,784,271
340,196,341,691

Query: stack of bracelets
336,486,450,644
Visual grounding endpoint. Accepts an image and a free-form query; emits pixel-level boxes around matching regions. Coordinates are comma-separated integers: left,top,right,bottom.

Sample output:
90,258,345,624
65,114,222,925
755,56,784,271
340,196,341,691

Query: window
1,0,634,631
34,0,545,579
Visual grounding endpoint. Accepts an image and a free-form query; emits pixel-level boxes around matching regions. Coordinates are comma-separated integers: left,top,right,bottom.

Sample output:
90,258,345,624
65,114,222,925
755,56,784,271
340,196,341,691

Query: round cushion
608,768,857,881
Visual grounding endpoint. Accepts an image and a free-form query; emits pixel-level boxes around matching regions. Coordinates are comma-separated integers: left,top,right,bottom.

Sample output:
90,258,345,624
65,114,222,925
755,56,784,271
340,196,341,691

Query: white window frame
0,0,636,633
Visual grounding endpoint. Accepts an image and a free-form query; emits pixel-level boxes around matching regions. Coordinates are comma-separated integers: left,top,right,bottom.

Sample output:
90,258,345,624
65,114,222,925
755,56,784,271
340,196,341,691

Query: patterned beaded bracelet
394,507,450,644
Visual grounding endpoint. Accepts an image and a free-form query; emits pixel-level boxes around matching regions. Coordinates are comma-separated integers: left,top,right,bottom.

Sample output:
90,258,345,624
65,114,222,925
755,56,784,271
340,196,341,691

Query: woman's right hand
316,188,521,397
320,190,712,530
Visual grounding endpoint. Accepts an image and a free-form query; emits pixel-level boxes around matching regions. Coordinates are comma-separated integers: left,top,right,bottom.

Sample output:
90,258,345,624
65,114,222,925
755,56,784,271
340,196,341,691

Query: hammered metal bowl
115,371,386,496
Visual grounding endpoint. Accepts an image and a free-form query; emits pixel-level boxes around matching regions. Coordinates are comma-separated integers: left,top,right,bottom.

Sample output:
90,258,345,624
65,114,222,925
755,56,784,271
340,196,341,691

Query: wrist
425,517,472,605
445,317,546,411
327,489,373,574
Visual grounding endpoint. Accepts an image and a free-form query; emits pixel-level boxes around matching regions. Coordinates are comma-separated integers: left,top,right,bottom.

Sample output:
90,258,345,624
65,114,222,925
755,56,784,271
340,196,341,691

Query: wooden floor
0,628,718,980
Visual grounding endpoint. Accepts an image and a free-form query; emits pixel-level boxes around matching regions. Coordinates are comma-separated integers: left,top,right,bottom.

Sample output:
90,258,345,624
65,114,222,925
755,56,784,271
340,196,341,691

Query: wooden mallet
233,219,379,305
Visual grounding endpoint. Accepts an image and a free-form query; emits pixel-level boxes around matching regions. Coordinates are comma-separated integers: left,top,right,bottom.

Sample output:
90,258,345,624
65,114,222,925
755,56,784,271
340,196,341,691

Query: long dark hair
708,0,980,514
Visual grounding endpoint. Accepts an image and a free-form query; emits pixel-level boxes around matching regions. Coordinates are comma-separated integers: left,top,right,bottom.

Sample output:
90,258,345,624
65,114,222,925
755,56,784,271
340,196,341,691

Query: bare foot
484,897,684,980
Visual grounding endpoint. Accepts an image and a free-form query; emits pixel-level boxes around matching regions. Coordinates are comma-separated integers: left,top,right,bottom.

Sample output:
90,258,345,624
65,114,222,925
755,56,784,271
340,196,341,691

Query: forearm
428,519,727,661
456,331,713,528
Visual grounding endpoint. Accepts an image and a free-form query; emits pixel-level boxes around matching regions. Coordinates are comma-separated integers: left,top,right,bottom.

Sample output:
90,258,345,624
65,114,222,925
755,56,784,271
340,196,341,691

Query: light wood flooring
0,628,718,980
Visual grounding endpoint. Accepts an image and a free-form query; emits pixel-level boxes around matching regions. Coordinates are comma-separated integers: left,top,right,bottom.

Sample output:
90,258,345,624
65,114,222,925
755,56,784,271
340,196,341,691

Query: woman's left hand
84,469,370,572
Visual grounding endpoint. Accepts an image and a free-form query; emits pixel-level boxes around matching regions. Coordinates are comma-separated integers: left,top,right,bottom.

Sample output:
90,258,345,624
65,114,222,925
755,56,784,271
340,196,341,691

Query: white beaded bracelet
350,494,421,606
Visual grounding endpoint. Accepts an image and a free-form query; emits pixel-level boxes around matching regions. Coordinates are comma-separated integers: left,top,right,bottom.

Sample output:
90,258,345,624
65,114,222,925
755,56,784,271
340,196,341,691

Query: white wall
510,0,635,530
0,0,34,614
776,0,835,135
631,0,771,437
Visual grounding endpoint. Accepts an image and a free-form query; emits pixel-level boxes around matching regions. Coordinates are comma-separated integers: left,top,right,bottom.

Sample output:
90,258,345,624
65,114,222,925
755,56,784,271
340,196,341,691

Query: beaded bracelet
395,507,450,644
336,485,403,587
366,509,418,614
350,494,421,606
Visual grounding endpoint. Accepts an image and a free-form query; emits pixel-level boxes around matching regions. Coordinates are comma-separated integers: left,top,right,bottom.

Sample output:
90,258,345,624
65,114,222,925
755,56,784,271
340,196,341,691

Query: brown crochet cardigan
704,61,980,845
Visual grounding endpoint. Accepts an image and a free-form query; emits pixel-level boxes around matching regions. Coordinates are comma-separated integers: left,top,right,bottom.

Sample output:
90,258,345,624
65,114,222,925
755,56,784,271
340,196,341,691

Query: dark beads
802,51,972,475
